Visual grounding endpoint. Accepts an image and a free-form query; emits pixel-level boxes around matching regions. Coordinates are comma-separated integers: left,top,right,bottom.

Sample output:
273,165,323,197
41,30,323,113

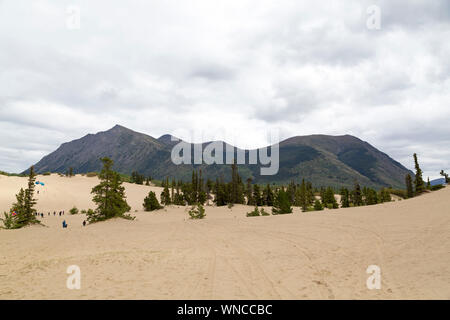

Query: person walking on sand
62,220,68,228
82,220,86,227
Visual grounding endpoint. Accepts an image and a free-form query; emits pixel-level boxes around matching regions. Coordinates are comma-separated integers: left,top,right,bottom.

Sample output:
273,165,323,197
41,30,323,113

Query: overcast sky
0,0,449,179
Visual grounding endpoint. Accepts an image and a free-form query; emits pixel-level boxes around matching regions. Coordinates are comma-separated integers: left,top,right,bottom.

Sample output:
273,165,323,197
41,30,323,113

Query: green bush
313,199,324,211
1,212,16,229
70,207,79,215
388,188,407,199
430,184,445,191
87,209,94,216
246,207,260,217
272,189,293,215
260,208,270,216
86,172,98,177
43,172,51,176
189,204,206,219
81,209,87,214
143,191,163,211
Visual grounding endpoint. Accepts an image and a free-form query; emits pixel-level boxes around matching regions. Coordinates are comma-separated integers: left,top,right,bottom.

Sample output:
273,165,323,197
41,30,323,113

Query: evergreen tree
2,167,40,229
322,187,338,209
272,188,293,215
246,178,254,206
413,153,425,194
405,174,414,198
253,184,262,206
352,181,363,206
426,177,431,189
161,178,172,205
13,166,40,228
88,158,132,222
340,187,350,208
440,170,449,183
313,199,323,211
262,184,274,206
365,188,378,205
379,188,391,203
143,191,163,211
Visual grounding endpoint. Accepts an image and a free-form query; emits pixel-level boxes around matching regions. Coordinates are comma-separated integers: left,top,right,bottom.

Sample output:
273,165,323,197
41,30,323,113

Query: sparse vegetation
86,172,98,177
188,204,206,219
430,184,445,191
246,207,260,217
70,207,79,215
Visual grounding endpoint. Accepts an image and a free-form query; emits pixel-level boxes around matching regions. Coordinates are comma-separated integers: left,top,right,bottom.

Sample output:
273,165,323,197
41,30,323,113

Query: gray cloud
0,0,449,179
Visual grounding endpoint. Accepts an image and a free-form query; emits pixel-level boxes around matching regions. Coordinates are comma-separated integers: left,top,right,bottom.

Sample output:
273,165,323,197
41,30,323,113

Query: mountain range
28,125,413,189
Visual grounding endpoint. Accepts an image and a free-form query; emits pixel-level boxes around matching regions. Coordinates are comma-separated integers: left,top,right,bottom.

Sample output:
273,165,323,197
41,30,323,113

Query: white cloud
0,0,449,179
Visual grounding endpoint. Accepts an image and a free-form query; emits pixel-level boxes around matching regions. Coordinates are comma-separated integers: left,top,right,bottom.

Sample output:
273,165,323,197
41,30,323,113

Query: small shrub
313,199,324,211
87,209,94,216
189,204,206,219
227,203,234,209
143,191,163,211
260,208,270,216
43,172,51,176
1,212,16,229
430,184,445,191
70,207,79,215
246,207,260,217
86,172,98,177
388,188,407,199
81,209,87,214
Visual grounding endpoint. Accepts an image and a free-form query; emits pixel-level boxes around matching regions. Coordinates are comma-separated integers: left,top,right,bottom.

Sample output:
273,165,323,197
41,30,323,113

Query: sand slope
0,174,449,299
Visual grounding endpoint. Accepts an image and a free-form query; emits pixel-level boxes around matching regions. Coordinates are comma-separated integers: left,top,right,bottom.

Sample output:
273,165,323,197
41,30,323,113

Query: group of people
33,210,86,228
35,210,65,217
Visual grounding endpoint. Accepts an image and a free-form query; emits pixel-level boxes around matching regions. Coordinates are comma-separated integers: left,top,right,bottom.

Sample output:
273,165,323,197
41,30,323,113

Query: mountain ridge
28,125,414,189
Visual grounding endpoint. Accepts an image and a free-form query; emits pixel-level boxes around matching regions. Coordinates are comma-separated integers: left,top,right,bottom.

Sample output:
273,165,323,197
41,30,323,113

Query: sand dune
0,174,449,299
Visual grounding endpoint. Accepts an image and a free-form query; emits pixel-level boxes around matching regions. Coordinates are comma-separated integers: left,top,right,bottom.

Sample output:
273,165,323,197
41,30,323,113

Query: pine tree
3,167,40,229
440,170,449,183
262,184,274,206
253,184,262,206
246,178,254,206
313,199,323,211
352,181,363,206
14,166,40,228
272,188,293,215
143,191,163,211
88,158,132,222
405,174,414,198
365,188,378,205
413,153,425,194
340,187,350,208
379,188,391,203
161,178,172,205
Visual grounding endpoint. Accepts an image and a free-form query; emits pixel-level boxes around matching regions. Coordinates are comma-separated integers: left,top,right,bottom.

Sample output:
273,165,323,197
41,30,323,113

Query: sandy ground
0,174,449,300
